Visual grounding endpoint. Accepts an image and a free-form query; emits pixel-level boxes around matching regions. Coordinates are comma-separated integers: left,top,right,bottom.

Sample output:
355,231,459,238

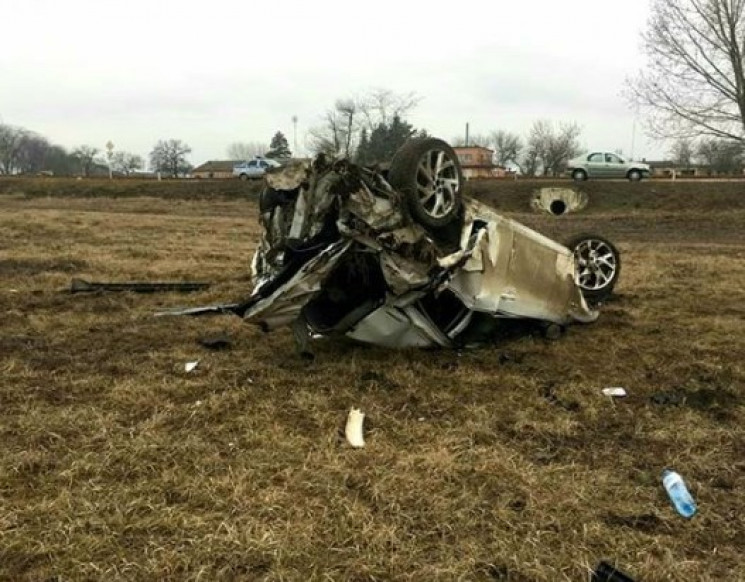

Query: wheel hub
574,239,617,291
417,150,460,219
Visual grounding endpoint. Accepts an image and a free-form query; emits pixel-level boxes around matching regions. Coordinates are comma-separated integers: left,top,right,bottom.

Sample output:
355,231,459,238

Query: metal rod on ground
70,278,211,294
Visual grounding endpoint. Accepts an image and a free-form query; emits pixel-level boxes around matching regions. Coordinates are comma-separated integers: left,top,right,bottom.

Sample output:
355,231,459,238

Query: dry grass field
1,180,744,581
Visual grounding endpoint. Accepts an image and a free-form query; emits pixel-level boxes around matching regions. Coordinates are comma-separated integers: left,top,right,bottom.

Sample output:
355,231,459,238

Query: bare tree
520,144,541,177
308,99,358,156
226,141,268,160
308,111,343,156
309,89,422,157
0,124,30,174
628,0,745,142
357,88,421,132
149,139,192,177
111,151,144,175
336,99,357,156
670,138,695,167
16,133,51,174
696,137,744,173
45,145,77,176
72,145,100,177
522,120,582,176
490,130,523,167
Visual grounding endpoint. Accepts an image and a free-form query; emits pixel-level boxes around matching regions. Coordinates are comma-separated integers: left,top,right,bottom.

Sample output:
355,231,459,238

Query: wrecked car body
225,138,620,350
162,138,620,350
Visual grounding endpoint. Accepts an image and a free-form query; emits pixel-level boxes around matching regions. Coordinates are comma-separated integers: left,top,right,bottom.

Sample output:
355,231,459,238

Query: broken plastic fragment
345,408,365,448
185,361,199,373
602,387,627,398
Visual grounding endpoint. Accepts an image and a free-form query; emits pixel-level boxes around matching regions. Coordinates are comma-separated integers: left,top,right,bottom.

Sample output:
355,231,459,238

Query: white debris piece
602,387,627,398
185,361,200,373
345,408,366,448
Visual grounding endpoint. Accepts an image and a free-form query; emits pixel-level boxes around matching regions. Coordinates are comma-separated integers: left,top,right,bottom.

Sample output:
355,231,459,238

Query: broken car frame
163,138,620,352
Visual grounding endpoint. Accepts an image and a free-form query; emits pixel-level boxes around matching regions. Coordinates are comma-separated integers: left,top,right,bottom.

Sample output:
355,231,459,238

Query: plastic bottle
662,469,697,518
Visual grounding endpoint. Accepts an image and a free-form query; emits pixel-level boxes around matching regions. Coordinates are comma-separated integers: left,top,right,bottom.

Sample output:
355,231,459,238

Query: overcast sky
1,0,663,165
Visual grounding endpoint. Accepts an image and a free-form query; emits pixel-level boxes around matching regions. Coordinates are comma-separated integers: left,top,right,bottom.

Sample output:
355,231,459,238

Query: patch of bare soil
0,185,743,581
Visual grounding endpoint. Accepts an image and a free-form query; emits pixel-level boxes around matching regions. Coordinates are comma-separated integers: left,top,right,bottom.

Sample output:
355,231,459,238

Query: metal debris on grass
71,278,210,294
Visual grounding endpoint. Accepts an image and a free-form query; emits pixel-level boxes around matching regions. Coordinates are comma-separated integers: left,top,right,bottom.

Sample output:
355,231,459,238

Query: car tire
565,233,621,303
239,173,249,181
572,169,587,182
627,169,642,182
387,138,463,229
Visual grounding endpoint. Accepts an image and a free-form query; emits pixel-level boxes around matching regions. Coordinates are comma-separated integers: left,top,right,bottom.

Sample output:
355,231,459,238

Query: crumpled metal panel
444,200,597,324
379,252,431,295
346,306,451,348
265,160,309,191
344,185,404,232
244,240,352,330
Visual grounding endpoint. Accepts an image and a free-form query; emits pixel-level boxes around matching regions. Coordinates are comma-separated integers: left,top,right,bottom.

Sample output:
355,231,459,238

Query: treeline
304,90,588,176
453,122,584,177
0,123,146,177
0,123,80,176
669,138,744,174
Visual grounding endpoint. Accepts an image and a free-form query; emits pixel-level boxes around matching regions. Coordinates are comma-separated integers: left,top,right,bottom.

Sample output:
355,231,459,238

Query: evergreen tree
355,115,417,165
266,131,292,159
356,128,371,164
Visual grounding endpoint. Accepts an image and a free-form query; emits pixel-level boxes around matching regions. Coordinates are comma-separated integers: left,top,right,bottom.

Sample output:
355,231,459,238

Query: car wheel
572,169,587,182
387,138,463,229
565,233,621,302
627,169,642,182
239,173,249,181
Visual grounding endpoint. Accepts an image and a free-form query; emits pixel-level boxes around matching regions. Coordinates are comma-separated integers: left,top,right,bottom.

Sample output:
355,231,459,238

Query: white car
233,157,282,180
567,152,651,182
164,139,621,356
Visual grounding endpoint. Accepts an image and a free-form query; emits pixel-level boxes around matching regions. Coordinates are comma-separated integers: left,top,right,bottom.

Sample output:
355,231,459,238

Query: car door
246,160,260,177
585,152,606,178
604,153,625,178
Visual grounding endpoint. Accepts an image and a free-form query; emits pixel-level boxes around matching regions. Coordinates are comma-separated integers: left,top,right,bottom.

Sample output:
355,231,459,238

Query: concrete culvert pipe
531,188,589,216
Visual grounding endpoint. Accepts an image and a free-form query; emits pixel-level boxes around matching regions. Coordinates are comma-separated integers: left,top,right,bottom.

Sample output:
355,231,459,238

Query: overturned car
173,138,620,351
